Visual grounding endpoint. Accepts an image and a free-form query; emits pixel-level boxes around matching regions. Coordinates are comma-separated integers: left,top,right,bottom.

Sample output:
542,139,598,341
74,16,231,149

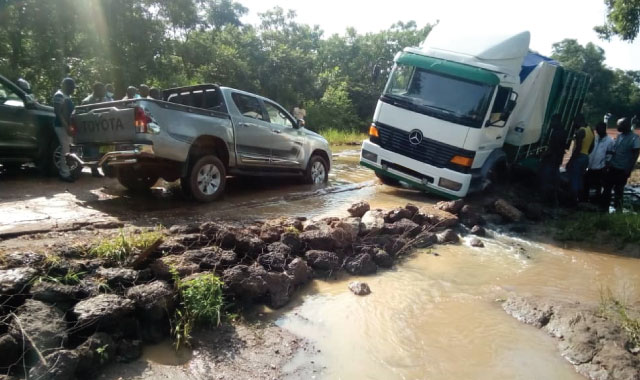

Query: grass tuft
318,128,367,146
89,228,163,263
554,212,640,244
172,270,225,349
599,288,640,349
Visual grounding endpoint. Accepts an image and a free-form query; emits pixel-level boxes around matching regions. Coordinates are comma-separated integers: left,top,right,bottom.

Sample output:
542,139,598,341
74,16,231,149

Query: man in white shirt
583,122,614,202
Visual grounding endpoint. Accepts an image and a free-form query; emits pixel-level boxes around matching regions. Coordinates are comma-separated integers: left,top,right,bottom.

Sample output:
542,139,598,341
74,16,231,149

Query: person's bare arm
572,129,585,157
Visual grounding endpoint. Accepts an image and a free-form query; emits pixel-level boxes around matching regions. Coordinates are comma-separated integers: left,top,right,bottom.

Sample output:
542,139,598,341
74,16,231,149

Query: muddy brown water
4,148,640,379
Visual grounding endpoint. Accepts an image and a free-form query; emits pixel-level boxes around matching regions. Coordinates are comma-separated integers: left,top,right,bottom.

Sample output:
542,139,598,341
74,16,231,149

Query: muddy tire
46,139,82,178
116,167,159,192
186,155,226,202
303,155,329,184
484,160,508,191
375,172,400,187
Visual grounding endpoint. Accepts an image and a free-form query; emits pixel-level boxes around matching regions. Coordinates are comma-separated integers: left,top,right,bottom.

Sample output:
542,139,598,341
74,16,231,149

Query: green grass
172,271,225,349
89,228,163,263
554,212,640,244
34,269,86,286
318,128,367,145
599,288,640,349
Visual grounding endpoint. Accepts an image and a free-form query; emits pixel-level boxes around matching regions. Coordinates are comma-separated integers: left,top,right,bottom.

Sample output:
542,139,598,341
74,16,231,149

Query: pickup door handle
272,129,282,134
240,122,258,128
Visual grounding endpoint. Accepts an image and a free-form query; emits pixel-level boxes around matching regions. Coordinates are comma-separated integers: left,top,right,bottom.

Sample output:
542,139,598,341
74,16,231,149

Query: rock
264,272,293,308
483,213,504,225
28,349,79,380
126,280,175,314
435,199,465,214
304,250,341,271
31,281,89,306
404,203,419,216
176,233,210,248
155,241,187,255
523,202,544,221
257,250,288,272
424,209,460,229
372,249,394,268
286,258,312,286
259,227,283,244
509,224,528,234
347,201,370,218
73,294,135,328
344,253,377,275
334,217,361,239
348,281,371,296
383,219,420,237
494,199,524,222
300,229,335,251
234,234,265,258
469,238,484,248
9,300,67,353
502,296,553,328
183,247,238,271
361,210,385,234
75,332,116,376
384,207,413,223
412,231,438,249
436,229,460,244
95,266,139,287
470,225,486,237
116,339,143,363
330,226,353,249
0,251,45,269
0,334,21,371
169,224,200,235
217,228,238,249
459,205,485,227
280,232,303,255
93,220,125,229
149,255,200,280
0,267,38,294
222,264,268,299
199,221,223,237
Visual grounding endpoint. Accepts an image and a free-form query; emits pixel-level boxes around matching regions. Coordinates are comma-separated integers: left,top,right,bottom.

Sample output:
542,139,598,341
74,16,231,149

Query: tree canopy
595,0,640,42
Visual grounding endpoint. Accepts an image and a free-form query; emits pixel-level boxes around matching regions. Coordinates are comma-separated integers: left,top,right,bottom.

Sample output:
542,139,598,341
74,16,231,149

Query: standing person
583,122,614,202
601,118,640,211
52,77,76,182
81,82,108,177
139,84,150,98
105,83,115,101
565,114,594,206
293,102,306,127
122,86,138,100
149,87,161,100
538,114,568,204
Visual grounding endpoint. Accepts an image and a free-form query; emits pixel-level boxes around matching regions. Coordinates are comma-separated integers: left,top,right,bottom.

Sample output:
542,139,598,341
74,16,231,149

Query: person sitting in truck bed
566,114,594,207
122,86,138,100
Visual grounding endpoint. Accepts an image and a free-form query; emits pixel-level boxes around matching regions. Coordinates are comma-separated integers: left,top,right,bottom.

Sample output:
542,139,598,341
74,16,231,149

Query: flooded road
3,146,639,379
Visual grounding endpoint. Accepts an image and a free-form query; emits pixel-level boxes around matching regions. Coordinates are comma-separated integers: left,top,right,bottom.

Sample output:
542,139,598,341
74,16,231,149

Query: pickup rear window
166,88,225,112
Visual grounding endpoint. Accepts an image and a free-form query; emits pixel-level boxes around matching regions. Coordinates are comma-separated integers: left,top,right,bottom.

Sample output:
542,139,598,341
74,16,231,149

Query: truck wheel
188,155,226,202
303,155,329,184
116,167,159,192
375,172,400,187
484,161,508,191
47,140,82,177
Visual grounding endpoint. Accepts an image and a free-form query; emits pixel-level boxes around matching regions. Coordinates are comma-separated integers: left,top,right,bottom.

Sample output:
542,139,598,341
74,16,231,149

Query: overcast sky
240,0,640,71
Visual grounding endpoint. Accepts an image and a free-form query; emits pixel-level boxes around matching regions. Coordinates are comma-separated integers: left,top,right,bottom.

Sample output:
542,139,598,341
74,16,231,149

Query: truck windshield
383,64,494,128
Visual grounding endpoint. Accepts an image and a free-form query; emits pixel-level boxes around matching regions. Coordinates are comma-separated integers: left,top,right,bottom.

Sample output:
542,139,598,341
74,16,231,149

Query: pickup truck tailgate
73,106,136,144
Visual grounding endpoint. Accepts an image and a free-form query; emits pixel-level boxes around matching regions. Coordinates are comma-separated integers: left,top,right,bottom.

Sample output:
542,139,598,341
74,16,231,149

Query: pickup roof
71,84,332,202
0,74,78,176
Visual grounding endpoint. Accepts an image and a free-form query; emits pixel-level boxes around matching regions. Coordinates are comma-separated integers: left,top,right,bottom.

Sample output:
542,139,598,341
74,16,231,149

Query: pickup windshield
383,64,494,128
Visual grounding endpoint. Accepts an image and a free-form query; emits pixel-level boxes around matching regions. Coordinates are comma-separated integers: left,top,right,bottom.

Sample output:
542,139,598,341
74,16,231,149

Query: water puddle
142,340,193,365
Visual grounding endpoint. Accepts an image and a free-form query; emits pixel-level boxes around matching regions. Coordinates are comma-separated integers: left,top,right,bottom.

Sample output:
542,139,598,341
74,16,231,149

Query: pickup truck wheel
188,155,226,202
304,155,329,184
116,167,159,192
375,172,401,187
48,140,82,177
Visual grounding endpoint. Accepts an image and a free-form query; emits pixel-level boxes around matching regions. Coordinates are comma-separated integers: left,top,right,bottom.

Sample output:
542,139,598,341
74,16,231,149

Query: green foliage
595,0,640,42
317,128,368,146
599,288,640,349
554,211,640,244
35,269,86,286
172,272,225,349
306,79,361,131
551,39,640,125
89,229,163,263
96,344,110,364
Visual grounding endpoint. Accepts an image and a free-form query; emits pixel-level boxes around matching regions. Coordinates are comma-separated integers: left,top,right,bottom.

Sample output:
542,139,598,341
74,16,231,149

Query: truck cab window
488,86,512,126
232,93,264,120
0,83,24,108
264,102,293,128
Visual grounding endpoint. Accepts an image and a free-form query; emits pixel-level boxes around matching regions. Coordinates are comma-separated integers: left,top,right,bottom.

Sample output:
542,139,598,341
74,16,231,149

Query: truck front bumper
359,140,471,199
67,144,155,167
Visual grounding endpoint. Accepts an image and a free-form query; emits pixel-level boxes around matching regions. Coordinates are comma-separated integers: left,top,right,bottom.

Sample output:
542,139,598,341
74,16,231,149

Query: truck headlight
438,177,462,191
361,150,377,162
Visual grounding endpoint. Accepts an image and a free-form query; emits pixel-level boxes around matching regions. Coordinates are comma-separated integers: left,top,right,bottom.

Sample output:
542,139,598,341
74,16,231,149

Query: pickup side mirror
294,118,305,129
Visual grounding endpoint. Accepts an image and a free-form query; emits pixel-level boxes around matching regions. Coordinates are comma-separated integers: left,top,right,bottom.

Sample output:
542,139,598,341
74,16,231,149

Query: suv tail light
134,106,151,133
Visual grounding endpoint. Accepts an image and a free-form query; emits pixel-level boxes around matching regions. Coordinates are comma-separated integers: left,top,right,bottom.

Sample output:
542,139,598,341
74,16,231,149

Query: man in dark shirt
601,117,640,211
52,77,76,182
539,114,568,204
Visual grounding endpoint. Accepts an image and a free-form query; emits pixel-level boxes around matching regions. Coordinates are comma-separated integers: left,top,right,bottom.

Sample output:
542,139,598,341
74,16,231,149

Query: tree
595,0,640,42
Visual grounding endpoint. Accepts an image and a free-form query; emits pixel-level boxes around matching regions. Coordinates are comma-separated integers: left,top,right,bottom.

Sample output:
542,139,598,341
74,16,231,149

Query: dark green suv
0,75,70,175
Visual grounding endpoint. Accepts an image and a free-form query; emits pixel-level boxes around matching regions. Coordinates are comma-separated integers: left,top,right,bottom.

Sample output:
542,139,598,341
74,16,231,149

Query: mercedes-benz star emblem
409,130,423,145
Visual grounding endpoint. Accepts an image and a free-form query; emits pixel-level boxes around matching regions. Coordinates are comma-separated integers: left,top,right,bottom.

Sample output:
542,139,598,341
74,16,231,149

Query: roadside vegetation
599,289,640,350
171,270,225,349
319,128,368,145
89,228,163,263
554,212,640,245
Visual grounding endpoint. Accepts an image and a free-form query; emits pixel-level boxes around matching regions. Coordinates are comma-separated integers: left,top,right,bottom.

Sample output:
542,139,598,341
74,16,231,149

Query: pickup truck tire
375,172,401,187
186,155,226,202
303,155,329,184
48,140,83,178
116,167,159,193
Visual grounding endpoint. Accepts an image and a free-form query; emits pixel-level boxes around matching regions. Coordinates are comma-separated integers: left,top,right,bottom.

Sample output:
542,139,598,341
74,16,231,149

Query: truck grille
376,122,475,171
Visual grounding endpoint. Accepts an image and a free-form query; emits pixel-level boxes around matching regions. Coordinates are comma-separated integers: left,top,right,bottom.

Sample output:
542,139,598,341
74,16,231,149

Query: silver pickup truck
71,84,332,202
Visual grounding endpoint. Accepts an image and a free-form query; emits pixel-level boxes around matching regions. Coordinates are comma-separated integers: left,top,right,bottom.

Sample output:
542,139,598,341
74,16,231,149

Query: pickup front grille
376,123,475,172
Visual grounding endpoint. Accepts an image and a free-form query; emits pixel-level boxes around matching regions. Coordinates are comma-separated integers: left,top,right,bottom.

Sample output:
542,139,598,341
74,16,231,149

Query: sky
240,0,640,71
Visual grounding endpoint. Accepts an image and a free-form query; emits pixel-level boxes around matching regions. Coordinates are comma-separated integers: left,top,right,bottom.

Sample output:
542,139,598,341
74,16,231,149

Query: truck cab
360,30,529,198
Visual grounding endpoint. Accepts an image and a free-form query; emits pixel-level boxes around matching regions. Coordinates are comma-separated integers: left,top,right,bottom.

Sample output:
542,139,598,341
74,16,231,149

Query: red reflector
134,106,149,133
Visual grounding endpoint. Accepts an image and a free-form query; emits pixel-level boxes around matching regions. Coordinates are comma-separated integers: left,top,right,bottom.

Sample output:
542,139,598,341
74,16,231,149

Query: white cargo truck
360,27,590,199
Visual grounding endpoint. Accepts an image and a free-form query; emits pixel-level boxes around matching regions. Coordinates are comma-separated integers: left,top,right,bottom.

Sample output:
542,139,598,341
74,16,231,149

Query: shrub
90,228,163,263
